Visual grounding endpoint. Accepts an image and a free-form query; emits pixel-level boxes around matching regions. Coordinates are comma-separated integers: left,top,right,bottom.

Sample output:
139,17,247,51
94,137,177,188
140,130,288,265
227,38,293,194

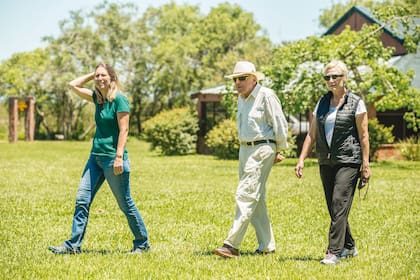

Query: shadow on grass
80,249,129,255
192,250,319,262
192,250,270,258
193,250,274,257
277,255,320,262
193,250,215,256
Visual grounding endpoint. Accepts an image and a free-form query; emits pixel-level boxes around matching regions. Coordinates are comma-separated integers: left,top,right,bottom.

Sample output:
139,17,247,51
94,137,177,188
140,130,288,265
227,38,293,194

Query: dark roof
323,5,404,43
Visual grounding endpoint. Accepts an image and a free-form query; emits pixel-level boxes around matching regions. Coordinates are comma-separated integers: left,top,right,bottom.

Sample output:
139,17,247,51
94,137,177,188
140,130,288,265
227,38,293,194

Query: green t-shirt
91,91,130,159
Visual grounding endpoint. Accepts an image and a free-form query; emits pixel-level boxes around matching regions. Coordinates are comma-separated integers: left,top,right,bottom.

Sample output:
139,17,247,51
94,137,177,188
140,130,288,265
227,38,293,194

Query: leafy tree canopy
0,1,272,138
268,0,420,131
319,0,420,30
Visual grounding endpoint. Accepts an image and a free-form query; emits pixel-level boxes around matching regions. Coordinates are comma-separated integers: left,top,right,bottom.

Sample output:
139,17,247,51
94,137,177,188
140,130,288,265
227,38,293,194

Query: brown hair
94,62,121,104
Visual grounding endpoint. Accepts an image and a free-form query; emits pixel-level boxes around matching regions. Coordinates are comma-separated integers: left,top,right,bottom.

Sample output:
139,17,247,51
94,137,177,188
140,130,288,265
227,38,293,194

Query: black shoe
129,246,151,254
48,245,80,255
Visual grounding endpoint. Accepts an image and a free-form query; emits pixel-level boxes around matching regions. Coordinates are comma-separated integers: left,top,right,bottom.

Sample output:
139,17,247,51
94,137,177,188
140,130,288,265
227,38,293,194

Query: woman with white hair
295,60,371,265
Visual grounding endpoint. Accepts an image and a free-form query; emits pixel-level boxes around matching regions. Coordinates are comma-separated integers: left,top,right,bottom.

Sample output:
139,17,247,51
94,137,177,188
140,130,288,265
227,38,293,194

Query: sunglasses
233,76,249,82
323,74,344,81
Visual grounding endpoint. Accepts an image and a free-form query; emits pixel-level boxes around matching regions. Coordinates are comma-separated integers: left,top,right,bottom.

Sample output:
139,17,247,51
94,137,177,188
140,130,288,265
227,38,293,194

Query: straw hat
225,61,265,80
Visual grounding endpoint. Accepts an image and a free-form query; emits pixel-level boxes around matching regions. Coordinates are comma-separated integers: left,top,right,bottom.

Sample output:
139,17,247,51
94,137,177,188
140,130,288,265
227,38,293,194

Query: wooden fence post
8,97,18,143
25,96,35,141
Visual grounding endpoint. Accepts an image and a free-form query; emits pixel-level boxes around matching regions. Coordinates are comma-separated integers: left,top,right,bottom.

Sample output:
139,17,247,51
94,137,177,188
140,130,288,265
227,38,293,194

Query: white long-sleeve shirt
236,84,288,151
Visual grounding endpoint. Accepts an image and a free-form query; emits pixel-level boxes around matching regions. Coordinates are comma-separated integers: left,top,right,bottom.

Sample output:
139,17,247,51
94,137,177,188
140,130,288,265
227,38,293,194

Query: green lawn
0,139,418,279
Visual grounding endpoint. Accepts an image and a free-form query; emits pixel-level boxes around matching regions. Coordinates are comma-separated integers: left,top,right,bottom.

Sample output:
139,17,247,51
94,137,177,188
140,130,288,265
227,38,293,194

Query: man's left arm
266,93,288,162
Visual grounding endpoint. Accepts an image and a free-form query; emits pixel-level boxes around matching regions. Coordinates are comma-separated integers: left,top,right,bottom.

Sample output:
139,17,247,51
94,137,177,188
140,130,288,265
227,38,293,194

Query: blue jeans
64,155,149,251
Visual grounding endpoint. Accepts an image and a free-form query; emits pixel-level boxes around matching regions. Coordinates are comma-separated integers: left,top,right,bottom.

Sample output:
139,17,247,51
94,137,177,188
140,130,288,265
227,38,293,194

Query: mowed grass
0,139,418,279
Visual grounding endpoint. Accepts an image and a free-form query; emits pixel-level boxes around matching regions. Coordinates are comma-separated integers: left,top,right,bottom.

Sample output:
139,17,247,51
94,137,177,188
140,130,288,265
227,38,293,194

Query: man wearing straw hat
214,61,288,258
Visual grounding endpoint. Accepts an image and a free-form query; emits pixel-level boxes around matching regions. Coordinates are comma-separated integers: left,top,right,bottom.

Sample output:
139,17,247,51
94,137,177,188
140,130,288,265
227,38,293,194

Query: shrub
280,129,297,158
206,118,297,159
368,118,395,161
206,119,239,159
142,107,198,155
398,136,420,161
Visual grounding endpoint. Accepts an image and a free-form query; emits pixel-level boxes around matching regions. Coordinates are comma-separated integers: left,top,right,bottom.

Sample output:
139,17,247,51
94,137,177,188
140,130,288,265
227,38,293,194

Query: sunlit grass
0,139,418,279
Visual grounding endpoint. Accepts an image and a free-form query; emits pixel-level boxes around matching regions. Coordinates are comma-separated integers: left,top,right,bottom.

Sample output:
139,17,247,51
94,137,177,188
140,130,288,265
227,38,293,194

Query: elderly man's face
234,75,257,97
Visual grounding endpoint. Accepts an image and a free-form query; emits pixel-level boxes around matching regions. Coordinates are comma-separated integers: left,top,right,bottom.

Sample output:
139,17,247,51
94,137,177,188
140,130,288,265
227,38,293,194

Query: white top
237,84,289,150
313,98,367,147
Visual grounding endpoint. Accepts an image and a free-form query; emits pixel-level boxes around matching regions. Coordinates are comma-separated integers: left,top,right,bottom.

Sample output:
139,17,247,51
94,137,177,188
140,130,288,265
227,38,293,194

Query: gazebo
190,85,233,154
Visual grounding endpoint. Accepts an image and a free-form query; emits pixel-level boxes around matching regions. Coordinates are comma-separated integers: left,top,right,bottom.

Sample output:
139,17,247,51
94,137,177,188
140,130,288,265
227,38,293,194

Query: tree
139,3,202,114
90,1,138,66
267,1,420,132
0,1,273,138
42,9,103,139
42,1,138,139
124,14,152,134
194,3,272,87
126,2,273,132
319,0,420,30
0,49,56,138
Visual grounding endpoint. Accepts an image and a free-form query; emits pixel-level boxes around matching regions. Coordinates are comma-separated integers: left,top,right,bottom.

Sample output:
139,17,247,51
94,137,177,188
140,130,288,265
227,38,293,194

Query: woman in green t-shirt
49,63,150,254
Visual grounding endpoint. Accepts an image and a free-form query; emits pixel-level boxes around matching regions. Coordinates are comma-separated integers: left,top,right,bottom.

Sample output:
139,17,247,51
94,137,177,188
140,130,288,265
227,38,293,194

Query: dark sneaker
340,247,358,259
48,245,80,255
252,249,276,255
130,246,151,254
320,251,340,265
214,244,239,258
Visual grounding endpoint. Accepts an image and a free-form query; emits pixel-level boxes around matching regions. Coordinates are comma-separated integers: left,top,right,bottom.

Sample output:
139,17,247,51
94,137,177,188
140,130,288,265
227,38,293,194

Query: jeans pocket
123,159,131,173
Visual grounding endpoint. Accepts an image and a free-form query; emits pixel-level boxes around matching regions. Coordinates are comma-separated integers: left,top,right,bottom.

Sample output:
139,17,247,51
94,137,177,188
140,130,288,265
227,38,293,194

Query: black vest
316,91,362,165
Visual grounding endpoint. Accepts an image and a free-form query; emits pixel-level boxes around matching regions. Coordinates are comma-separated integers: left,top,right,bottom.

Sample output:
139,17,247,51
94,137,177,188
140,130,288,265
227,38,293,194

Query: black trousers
319,164,360,255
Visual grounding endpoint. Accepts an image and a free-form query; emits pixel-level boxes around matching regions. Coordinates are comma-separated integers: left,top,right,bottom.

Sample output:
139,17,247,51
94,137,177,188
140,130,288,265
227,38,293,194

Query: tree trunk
35,106,52,139
132,94,142,134
78,123,96,140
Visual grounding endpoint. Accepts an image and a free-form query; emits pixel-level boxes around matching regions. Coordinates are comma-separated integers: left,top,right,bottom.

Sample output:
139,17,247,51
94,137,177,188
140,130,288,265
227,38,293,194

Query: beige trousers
224,143,276,251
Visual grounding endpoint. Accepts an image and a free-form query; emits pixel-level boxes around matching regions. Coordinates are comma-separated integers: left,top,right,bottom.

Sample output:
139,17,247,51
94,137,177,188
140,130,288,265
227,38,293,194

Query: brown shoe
214,244,239,258
252,249,276,255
